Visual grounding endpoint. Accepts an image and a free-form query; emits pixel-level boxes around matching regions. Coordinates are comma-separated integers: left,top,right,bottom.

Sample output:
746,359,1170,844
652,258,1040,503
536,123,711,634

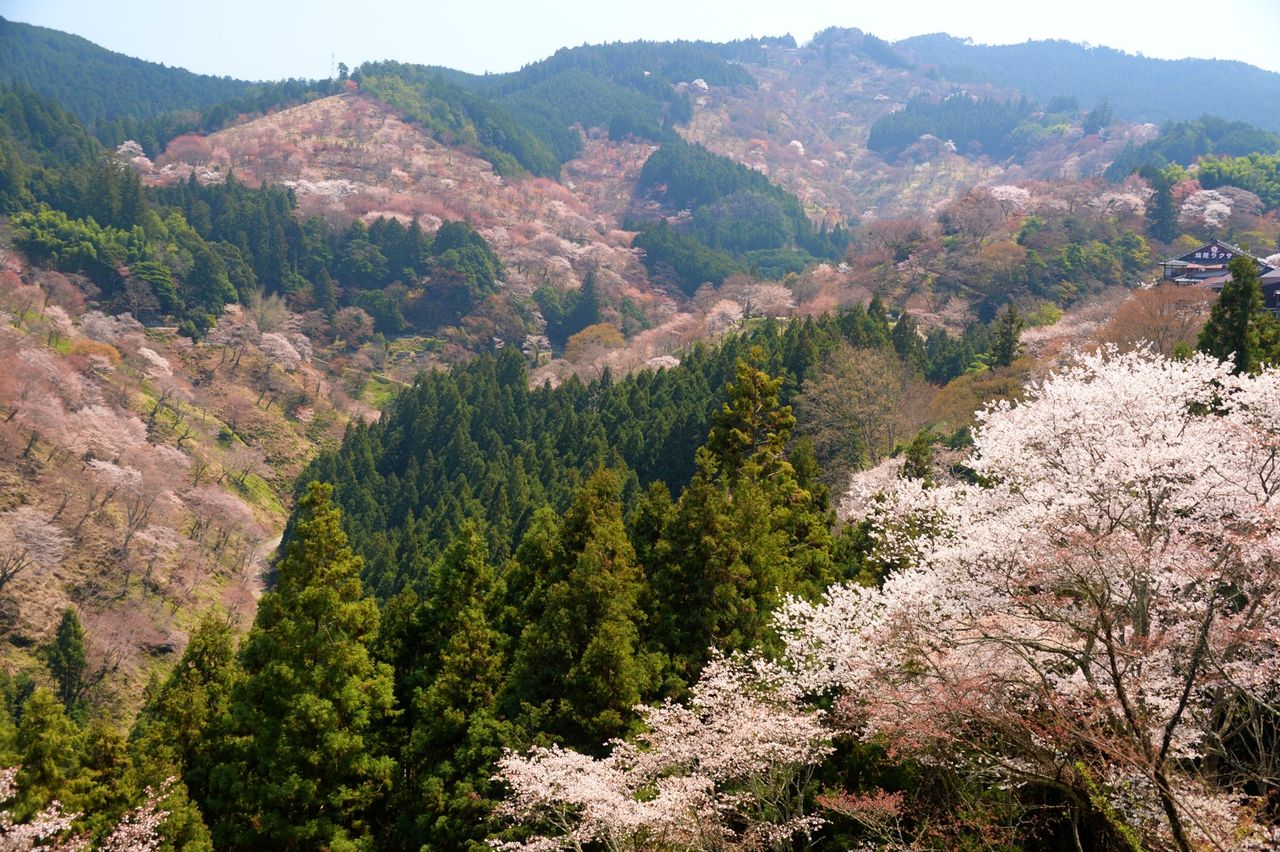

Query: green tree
867,294,890,333
221,482,395,850
45,608,87,716
564,270,604,339
503,469,657,751
128,259,180,312
312,268,337,317
1197,255,1279,373
649,358,835,682
13,687,80,820
901,428,936,485
891,310,926,373
1142,166,1179,243
1083,99,1114,135
73,719,134,840
990,304,1024,368
131,614,239,817
705,354,795,478
184,244,235,315
400,523,510,849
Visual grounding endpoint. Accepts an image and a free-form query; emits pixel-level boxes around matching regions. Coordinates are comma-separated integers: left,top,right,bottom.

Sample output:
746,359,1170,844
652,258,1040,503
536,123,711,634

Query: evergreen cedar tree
213,481,394,850
989,303,1024,368
1197,254,1280,373
382,522,510,848
43,609,87,717
1141,164,1180,243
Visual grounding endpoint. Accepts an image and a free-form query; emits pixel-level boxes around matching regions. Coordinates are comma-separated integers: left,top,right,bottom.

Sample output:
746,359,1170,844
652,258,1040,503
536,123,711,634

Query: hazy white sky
6,0,1280,81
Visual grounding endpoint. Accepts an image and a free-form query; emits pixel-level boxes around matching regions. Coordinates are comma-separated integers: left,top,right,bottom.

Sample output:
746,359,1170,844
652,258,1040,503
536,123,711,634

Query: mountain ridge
0,16,255,124
897,32,1280,132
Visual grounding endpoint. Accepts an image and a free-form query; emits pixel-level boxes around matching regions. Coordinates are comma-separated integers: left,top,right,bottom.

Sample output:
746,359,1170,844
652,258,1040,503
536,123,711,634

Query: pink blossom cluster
492,655,830,850
0,768,169,851
496,349,1280,848
781,348,1280,847
0,767,79,851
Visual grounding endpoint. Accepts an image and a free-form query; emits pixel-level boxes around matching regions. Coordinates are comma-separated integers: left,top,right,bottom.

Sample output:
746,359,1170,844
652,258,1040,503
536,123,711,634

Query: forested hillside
0,17,252,125
1104,114,1280,180
353,40,763,178
302,304,956,589
1,14,1279,851
677,26,1147,220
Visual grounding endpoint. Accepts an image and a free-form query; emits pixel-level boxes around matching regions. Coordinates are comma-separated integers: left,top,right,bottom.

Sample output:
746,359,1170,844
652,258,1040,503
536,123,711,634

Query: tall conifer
1198,255,1277,374
223,482,395,850
45,608,87,716
503,469,656,750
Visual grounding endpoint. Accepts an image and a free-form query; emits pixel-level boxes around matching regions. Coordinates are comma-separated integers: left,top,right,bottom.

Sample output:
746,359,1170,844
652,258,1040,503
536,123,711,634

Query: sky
6,0,1280,81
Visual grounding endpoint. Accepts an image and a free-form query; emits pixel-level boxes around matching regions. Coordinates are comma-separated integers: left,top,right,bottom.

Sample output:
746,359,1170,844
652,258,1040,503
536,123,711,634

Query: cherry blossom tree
0,508,69,595
779,348,1280,850
0,767,169,851
113,454,180,562
988,184,1033,216
495,349,1280,850
0,767,78,851
492,655,831,851
257,333,302,370
135,347,172,379
78,312,143,346
143,375,193,438
74,460,142,536
184,486,258,555
66,406,147,463
96,779,171,852
5,349,82,457
220,442,266,489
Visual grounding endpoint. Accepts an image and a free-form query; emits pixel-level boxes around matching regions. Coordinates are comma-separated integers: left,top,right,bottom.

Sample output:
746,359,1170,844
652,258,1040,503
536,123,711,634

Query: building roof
1161,239,1264,268
1161,240,1275,293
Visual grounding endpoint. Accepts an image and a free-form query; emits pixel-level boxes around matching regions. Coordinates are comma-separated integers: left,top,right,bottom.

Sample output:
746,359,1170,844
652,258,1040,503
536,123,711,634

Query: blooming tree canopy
0,767,169,851
780,348,1280,849
492,655,831,851
0,508,69,594
494,349,1280,850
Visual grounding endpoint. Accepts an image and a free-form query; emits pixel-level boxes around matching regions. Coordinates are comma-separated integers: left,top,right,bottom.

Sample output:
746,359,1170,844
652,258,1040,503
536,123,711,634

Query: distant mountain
896,34,1280,133
0,16,253,125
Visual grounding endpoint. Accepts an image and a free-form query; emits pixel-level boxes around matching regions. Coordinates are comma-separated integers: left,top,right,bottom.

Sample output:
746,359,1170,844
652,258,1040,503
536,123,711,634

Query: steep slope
142,91,854,382
145,92,664,325
0,245,372,713
898,34,1280,132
